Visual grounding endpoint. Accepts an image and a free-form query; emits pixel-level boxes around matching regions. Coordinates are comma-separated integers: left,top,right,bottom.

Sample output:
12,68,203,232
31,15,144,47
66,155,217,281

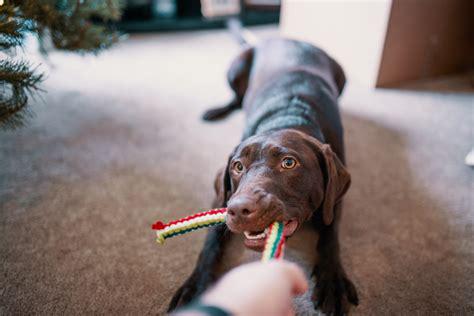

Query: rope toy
261,222,285,261
152,208,285,261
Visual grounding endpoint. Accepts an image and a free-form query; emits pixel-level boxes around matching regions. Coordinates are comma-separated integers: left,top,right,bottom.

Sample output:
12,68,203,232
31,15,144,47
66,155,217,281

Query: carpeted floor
1,27,473,315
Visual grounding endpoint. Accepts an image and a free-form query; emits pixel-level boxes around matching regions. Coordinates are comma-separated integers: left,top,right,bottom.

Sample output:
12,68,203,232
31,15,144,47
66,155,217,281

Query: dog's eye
233,161,244,173
281,157,297,169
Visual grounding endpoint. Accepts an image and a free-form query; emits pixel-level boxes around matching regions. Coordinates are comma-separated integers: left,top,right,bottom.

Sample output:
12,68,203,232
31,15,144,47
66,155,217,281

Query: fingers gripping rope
152,208,285,261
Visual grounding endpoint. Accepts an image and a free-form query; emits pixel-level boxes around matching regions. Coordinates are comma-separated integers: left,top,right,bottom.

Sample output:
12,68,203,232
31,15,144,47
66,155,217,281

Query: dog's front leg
167,224,229,312
312,211,359,315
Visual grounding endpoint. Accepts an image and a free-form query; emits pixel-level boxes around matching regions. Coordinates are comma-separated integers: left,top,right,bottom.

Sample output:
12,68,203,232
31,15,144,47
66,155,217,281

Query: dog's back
244,38,345,104
239,38,347,160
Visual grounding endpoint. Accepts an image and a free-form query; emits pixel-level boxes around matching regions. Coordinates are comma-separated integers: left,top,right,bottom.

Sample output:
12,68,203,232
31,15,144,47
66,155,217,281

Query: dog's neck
242,93,326,142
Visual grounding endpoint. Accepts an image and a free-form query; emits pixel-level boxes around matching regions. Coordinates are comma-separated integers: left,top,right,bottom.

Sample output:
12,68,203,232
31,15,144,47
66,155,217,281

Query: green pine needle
0,59,44,130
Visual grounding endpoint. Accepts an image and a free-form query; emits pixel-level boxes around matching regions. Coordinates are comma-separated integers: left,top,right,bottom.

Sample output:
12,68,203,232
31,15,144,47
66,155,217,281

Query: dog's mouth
242,219,299,251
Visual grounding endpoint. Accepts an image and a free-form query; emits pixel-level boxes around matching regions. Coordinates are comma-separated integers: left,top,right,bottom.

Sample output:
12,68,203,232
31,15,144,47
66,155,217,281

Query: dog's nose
227,196,257,220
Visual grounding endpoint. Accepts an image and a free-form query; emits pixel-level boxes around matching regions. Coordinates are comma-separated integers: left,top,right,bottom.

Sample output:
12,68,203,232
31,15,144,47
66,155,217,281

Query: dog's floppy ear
212,156,233,208
319,144,351,225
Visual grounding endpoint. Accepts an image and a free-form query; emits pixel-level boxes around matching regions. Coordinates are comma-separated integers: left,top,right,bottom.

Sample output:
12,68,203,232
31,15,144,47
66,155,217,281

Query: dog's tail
226,18,258,46
202,98,241,121
202,20,256,122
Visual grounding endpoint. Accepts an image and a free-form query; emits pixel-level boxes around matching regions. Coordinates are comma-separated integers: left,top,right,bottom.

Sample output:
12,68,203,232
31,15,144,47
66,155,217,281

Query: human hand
201,261,308,316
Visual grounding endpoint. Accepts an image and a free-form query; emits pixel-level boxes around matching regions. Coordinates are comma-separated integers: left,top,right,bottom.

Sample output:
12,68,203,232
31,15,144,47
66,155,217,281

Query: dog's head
214,129,351,250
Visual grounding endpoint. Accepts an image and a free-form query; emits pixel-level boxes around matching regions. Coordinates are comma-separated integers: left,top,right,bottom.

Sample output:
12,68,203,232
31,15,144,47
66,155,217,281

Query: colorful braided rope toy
151,208,285,261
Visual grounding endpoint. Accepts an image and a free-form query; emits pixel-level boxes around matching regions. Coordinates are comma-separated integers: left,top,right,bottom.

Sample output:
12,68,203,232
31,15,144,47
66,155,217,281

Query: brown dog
169,38,359,315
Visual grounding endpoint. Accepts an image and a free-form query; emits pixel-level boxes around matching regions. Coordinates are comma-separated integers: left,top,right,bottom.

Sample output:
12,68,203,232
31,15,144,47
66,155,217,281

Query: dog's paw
312,273,359,315
167,280,198,312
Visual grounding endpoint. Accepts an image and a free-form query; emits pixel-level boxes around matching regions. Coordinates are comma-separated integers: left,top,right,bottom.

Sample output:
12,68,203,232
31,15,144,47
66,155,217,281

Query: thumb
281,262,308,295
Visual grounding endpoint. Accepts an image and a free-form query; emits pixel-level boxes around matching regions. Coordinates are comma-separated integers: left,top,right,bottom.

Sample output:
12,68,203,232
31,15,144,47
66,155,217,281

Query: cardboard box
281,0,474,91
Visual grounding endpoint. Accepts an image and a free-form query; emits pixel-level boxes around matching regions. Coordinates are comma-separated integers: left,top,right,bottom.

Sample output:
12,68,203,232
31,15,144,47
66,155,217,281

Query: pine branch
0,59,43,130
0,4,29,49
19,0,123,53
0,0,123,130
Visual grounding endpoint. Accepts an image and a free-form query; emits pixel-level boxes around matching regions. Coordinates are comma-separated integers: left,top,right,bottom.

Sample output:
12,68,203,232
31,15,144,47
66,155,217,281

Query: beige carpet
1,27,473,315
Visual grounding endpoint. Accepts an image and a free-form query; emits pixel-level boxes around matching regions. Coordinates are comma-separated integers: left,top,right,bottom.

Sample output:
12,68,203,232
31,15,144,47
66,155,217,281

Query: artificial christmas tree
0,0,123,130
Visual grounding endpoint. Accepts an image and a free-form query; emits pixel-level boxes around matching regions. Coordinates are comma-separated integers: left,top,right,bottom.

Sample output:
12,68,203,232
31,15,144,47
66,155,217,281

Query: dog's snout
227,196,257,220
252,188,267,202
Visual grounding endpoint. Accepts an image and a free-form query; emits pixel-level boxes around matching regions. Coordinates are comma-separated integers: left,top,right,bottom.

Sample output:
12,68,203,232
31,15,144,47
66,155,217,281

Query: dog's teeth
244,231,267,240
